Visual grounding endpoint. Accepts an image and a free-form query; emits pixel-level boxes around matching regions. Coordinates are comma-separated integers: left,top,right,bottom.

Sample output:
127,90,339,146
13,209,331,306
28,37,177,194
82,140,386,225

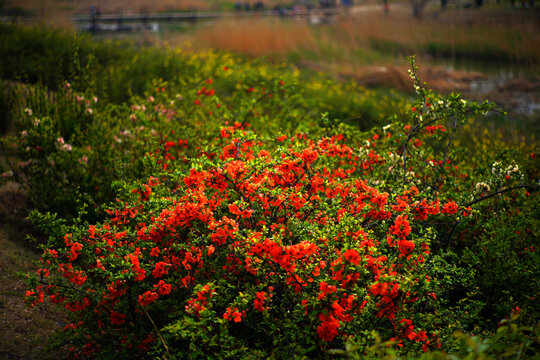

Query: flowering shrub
5,28,536,358
26,128,454,358
22,64,539,357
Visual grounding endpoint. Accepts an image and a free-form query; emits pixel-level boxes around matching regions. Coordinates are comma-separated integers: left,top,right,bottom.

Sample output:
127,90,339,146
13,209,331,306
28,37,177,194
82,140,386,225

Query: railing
71,8,344,24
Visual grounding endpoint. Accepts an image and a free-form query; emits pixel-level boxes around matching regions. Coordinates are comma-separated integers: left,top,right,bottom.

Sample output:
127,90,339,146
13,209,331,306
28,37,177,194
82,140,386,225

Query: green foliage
0,79,18,134
332,313,539,359
0,23,409,221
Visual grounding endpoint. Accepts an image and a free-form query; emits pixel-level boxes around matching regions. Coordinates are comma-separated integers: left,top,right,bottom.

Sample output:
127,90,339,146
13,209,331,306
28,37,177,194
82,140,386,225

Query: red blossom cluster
25,128,473,357
185,284,215,316
223,306,244,322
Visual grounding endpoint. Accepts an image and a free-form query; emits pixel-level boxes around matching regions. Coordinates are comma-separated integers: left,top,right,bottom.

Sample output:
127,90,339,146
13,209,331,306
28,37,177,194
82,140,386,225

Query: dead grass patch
194,18,316,57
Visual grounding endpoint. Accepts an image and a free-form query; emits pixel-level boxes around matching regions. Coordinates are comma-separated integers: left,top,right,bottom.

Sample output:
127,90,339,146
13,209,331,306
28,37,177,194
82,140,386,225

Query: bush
3,23,536,359
21,60,539,359
25,129,452,358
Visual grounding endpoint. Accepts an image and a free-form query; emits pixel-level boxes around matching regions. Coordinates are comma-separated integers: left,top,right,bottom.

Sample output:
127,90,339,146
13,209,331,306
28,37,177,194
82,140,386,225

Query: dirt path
0,183,67,360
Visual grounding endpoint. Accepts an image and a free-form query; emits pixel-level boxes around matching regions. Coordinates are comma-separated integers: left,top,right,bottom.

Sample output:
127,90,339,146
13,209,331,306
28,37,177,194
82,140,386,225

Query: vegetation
190,8,540,71
0,23,538,359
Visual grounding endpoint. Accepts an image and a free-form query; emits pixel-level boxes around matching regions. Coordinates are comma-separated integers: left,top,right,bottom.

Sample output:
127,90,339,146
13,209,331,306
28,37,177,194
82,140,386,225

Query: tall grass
195,18,316,57
0,80,19,134
184,6,540,71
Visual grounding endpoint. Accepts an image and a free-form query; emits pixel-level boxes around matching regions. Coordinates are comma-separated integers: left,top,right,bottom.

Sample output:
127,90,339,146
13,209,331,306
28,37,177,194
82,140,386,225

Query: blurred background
1,0,539,116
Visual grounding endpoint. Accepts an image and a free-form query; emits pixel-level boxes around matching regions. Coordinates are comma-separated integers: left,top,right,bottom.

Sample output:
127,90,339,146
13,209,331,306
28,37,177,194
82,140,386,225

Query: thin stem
465,184,536,208
141,305,172,360
443,184,537,250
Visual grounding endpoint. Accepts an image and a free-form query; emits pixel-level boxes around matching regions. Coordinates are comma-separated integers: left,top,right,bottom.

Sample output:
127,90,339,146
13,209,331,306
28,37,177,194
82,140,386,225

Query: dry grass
337,7,540,65
166,5,539,94
193,18,316,57
163,6,538,98
5,0,538,67
181,5,540,66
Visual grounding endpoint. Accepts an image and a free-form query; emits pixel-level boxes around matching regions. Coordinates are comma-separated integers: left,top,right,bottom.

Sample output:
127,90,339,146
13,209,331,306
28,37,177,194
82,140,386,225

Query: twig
465,184,536,208
141,305,172,360
443,184,537,250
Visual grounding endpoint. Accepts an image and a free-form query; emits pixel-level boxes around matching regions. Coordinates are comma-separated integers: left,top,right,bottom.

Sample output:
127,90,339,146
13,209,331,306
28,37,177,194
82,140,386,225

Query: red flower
110,311,126,325
223,307,243,322
317,313,340,342
390,215,411,239
318,281,337,300
441,201,458,214
397,239,415,256
138,291,159,306
152,261,170,279
68,242,83,261
343,249,361,265
253,292,269,312
154,280,172,296
300,148,319,165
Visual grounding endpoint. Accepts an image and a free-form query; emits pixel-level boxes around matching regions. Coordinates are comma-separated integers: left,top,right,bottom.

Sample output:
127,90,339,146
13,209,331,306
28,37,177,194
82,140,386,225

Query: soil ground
0,182,67,360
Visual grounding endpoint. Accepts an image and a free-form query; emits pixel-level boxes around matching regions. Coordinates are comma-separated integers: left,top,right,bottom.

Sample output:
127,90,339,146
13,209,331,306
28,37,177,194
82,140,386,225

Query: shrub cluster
0,25,537,359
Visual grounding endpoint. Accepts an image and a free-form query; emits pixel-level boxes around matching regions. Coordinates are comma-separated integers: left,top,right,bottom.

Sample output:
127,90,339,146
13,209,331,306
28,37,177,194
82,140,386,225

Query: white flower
491,161,501,175
1,170,14,178
476,182,491,192
60,144,72,151
505,162,520,177
120,130,132,138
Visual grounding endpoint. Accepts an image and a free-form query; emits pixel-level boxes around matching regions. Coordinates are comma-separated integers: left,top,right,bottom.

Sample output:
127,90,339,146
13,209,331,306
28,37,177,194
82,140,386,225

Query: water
427,56,540,116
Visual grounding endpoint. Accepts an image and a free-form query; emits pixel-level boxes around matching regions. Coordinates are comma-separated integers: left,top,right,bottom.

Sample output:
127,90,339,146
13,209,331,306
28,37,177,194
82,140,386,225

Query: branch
443,184,537,250
141,305,172,360
465,184,536,208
